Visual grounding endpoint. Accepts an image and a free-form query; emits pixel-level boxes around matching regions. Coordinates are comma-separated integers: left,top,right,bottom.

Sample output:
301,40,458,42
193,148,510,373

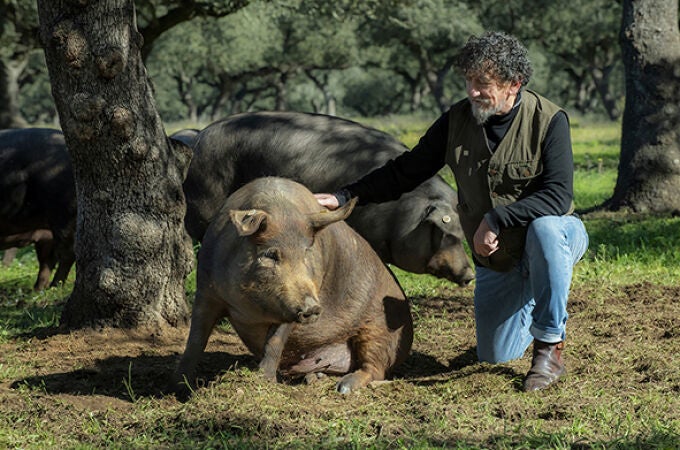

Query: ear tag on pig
442,215,451,223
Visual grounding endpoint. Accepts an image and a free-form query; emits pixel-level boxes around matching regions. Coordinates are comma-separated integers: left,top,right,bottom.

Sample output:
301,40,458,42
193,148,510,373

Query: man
315,31,589,392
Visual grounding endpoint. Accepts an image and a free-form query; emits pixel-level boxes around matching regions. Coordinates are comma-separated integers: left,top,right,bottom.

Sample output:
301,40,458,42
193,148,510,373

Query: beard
470,98,507,125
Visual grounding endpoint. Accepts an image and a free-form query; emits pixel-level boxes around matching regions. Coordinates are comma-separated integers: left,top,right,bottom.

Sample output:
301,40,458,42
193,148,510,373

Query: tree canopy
6,0,633,125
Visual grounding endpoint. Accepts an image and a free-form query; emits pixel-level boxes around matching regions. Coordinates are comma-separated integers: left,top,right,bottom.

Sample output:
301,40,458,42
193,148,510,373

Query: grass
1,117,679,449
571,120,621,212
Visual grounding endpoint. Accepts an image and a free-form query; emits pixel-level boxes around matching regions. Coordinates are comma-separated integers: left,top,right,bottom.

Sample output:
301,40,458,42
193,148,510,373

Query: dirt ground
2,281,678,400
0,281,678,447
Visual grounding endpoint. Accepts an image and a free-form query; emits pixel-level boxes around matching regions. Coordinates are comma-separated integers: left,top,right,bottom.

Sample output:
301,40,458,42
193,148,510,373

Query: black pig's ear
308,197,357,232
230,209,268,236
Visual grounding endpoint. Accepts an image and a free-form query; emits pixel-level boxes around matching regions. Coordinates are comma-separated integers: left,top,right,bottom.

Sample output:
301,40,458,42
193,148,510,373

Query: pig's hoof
170,381,193,402
169,373,196,402
260,369,278,383
174,386,192,403
336,372,368,394
336,382,352,395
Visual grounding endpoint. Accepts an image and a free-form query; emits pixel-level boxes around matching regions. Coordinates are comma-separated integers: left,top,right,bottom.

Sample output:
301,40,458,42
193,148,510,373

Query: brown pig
174,177,413,397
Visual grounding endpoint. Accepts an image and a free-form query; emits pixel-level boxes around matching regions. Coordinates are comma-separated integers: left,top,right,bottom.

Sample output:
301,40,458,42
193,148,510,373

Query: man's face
465,75,520,124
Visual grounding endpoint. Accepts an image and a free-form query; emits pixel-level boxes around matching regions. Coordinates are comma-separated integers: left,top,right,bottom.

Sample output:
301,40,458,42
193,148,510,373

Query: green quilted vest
445,90,571,271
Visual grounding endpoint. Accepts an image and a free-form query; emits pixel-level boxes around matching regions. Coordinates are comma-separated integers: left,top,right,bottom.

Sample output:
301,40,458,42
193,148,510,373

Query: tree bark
305,70,337,116
591,63,621,121
174,72,198,123
419,54,454,113
609,0,680,212
37,1,194,329
273,72,289,111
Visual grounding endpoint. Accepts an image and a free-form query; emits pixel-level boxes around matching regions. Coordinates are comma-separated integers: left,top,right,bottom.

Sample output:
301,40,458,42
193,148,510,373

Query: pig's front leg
259,322,294,382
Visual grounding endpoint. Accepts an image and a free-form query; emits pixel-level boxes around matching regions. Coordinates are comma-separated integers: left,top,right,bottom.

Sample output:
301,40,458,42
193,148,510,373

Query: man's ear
509,80,522,95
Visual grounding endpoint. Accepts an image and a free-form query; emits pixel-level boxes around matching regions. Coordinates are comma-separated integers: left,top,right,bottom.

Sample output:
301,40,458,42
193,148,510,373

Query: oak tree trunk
609,0,680,212
37,1,194,329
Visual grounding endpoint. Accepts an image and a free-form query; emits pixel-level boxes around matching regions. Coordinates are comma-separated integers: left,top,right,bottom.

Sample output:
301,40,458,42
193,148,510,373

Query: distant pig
174,177,413,397
0,128,75,290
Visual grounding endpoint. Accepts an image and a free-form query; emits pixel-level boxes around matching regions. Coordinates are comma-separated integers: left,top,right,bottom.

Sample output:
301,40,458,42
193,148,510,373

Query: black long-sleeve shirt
341,92,574,233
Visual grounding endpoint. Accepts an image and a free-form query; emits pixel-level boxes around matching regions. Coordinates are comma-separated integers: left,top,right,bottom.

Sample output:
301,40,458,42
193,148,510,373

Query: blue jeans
474,215,589,363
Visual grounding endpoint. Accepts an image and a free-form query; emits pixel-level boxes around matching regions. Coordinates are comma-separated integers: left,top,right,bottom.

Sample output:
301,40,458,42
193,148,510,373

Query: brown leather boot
523,340,566,392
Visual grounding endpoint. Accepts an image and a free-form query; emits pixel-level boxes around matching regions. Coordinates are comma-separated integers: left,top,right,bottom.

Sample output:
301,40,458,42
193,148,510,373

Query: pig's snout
426,249,475,287
296,296,321,323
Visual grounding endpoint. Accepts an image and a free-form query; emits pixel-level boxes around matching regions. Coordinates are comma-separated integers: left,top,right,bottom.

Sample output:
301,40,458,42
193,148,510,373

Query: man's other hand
473,218,499,257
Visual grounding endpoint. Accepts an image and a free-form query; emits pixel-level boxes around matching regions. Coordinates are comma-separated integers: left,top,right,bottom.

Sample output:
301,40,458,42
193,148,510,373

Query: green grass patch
573,169,617,211
0,248,68,341
576,213,680,286
571,119,620,210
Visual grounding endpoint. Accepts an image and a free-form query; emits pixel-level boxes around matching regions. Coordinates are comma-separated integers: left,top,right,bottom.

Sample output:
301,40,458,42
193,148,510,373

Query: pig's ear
308,197,357,232
230,209,267,236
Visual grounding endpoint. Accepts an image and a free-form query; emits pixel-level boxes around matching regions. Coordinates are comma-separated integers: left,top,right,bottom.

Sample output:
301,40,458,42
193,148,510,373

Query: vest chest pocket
497,159,543,195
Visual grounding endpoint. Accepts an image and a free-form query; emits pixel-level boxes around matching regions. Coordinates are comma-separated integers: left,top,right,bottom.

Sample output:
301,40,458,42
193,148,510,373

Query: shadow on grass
9,343,522,402
395,346,524,391
10,350,258,401
0,270,72,337
395,346,477,378
0,302,65,338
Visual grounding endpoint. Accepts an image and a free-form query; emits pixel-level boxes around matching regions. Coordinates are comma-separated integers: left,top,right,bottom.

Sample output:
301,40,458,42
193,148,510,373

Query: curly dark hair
455,31,533,86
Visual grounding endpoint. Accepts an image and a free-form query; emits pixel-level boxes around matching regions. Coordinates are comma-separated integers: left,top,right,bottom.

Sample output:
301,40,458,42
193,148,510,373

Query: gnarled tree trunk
37,1,194,329
608,0,680,212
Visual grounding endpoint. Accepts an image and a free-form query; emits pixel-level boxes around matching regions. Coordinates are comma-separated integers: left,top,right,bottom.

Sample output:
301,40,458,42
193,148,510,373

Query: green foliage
17,52,55,124
297,0,416,19
340,67,408,116
360,0,483,111
0,0,39,58
135,0,253,27
147,5,279,121
9,0,630,122
142,0,625,120
202,4,281,74
147,0,364,120
275,1,360,69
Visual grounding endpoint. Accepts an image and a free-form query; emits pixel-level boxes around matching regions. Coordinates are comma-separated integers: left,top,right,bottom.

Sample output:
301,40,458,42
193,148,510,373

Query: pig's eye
259,248,281,264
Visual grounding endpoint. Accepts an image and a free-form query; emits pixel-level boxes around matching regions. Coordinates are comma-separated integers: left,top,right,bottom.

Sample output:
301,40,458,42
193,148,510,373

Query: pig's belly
279,342,354,376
